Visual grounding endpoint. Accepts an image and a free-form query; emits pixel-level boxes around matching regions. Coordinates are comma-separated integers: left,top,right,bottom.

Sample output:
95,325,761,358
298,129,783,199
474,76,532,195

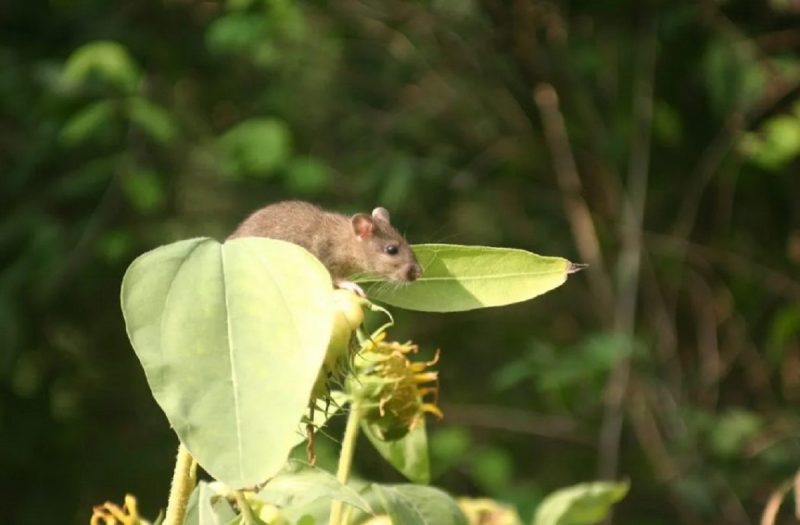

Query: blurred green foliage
3,0,800,523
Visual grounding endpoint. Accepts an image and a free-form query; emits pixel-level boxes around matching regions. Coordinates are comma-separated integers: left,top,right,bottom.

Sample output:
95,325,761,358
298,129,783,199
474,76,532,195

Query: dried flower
351,331,442,440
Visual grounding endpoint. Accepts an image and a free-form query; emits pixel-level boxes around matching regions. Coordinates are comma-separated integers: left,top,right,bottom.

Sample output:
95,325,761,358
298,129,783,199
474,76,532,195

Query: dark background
3,0,800,523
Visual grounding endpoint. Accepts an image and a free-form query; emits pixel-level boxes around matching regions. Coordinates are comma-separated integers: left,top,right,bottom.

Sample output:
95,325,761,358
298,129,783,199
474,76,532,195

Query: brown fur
229,201,420,282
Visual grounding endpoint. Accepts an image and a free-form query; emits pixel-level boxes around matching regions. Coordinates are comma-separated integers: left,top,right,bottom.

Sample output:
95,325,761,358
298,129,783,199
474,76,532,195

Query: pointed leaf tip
359,244,577,312
567,262,588,274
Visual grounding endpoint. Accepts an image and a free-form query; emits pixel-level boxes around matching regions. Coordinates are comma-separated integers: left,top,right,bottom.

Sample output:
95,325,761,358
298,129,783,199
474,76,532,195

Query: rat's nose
406,263,422,281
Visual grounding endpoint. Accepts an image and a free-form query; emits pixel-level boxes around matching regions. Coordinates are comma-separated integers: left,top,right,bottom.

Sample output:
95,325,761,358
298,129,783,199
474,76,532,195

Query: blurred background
3,0,800,523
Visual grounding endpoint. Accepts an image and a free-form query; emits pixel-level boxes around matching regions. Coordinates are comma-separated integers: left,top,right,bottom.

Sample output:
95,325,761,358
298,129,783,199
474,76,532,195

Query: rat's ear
372,207,391,224
351,213,375,239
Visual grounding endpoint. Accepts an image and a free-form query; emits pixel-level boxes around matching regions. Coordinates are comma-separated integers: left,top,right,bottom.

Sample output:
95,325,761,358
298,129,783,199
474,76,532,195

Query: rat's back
229,200,331,243
229,200,421,283
228,200,352,273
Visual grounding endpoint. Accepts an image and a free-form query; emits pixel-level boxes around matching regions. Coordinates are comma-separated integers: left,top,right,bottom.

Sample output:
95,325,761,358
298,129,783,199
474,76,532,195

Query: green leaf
96,230,135,263
284,156,330,194
120,237,335,488
62,40,141,93
357,244,579,312
702,37,764,115
127,97,177,144
219,118,292,178
532,481,629,525
206,14,270,55
708,409,762,458
362,417,430,484
184,481,238,525
470,447,513,494
372,484,468,525
291,390,348,449
121,167,166,214
60,100,116,146
255,461,372,519
741,115,800,170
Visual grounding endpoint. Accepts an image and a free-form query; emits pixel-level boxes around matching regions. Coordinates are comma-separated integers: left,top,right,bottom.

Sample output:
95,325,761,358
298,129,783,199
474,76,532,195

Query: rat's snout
406,263,422,282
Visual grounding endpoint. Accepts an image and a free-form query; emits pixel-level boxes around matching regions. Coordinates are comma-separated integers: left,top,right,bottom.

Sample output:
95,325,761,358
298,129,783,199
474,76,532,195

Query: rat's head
350,207,422,282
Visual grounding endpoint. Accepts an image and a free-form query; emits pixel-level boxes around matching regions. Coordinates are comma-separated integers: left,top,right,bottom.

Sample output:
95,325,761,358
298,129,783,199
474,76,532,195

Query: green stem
329,402,361,525
164,442,197,525
234,490,256,524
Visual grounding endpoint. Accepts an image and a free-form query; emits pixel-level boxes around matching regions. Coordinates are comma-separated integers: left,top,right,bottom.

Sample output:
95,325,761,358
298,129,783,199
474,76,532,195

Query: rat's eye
384,244,399,256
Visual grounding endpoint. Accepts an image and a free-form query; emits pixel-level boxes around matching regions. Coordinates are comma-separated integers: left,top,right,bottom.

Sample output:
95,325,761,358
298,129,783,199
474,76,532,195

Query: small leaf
742,115,800,170
62,40,141,93
372,484,468,525
60,100,116,146
96,230,135,263
362,417,430,484
532,481,629,525
121,237,335,488
219,118,292,177
206,13,270,55
127,97,177,144
184,481,238,525
357,244,578,312
121,167,166,214
285,156,330,194
255,461,372,517
290,390,348,449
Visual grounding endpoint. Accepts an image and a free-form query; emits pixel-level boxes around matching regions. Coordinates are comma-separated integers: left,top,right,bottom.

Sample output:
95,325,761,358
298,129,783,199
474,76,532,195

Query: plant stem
164,442,197,525
234,490,256,524
329,402,361,525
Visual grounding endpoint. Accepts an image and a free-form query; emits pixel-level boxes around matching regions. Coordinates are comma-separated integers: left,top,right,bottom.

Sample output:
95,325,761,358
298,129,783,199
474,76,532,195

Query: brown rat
228,201,422,286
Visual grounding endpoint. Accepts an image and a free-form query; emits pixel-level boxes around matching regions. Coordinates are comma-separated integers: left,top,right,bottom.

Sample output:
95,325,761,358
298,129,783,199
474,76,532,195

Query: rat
228,201,422,293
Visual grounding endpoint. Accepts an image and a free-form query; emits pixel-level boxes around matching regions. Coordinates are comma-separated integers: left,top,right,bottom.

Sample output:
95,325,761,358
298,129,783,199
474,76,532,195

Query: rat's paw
335,280,366,298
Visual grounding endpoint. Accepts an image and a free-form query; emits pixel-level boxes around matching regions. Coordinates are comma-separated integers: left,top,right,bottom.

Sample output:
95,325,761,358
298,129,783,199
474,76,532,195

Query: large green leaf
121,237,335,488
362,418,430,484
357,244,580,312
371,484,467,525
532,481,629,525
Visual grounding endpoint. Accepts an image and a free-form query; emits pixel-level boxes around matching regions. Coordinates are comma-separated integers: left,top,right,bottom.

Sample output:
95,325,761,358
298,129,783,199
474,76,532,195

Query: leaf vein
220,243,245,481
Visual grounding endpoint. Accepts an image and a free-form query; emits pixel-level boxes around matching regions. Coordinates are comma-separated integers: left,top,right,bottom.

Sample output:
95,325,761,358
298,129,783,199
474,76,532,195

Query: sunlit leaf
121,237,335,487
532,481,629,525
741,115,800,170
358,244,580,312
362,417,430,484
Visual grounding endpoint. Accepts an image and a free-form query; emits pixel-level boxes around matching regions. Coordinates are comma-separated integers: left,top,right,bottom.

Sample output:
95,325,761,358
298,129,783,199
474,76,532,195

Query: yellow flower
90,494,147,525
